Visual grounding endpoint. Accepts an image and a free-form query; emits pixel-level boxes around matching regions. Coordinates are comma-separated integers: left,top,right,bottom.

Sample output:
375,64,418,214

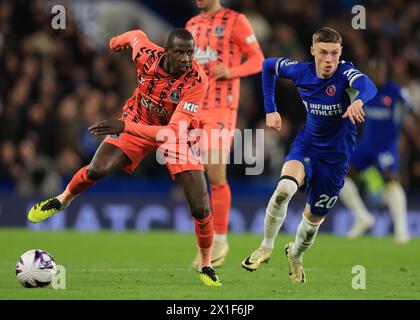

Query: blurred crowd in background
0,0,419,198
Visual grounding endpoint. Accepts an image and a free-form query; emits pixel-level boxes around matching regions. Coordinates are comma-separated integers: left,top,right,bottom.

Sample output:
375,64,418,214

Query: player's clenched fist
89,119,125,135
213,63,232,80
109,36,130,52
342,99,365,124
266,112,282,132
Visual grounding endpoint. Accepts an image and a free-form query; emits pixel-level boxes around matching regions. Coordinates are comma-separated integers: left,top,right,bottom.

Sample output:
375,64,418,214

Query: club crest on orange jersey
169,90,181,103
326,85,336,96
214,26,224,36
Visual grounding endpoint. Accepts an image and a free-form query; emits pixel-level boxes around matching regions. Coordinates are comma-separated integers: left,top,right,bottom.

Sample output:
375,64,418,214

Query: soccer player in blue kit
340,58,416,243
241,27,377,283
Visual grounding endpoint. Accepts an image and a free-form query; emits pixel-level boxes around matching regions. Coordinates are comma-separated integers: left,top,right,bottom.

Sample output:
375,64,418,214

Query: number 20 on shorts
314,194,338,209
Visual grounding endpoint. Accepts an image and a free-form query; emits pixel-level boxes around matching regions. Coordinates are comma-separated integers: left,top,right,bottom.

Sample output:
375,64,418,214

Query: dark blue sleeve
351,76,377,104
262,58,278,113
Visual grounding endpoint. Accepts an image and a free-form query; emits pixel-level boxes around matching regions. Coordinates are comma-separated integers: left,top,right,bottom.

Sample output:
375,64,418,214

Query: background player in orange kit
27,28,221,287
186,0,264,268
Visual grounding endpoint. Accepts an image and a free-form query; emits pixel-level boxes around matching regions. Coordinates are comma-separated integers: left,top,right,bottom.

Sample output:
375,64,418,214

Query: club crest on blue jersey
382,95,392,106
169,90,181,103
214,26,225,36
326,85,336,96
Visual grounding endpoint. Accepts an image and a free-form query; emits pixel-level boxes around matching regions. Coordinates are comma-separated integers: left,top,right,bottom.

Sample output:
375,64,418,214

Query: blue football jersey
275,58,371,164
359,80,413,148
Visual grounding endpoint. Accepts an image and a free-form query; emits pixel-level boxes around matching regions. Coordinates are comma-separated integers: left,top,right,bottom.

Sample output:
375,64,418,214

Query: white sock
382,182,409,236
290,215,322,262
214,233,227,243
56,187,76,206
340,177,373,221
56,193,69,206
261,178,298,250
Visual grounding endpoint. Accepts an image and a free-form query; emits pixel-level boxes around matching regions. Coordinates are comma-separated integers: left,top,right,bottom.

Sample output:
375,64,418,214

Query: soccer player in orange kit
27,28,221,286
186,0,264,268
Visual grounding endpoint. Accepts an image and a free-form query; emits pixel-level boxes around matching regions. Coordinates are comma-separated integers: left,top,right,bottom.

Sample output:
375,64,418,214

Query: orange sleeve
229,14,264,79
109,30,147,53
124,73,208,142
109,30,156,66
185,19,193,31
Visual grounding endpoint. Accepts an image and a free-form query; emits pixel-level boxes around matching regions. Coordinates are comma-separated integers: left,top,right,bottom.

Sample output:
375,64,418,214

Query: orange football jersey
186,8,263,110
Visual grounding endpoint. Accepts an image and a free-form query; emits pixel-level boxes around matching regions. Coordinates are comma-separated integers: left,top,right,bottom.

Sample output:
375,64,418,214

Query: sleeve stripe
274,58,283,77
349,73,365,87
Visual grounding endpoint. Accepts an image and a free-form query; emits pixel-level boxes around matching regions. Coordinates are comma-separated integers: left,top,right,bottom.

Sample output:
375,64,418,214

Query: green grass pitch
1,229,419,300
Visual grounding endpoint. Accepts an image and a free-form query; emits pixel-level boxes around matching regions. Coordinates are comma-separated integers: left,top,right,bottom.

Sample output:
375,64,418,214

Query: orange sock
211,182,231,235
67,166,96,195
193,213,214,267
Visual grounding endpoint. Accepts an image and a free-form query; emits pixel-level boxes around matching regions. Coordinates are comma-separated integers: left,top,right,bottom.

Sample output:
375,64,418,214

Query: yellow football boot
28,198,66,223
199,267,222,286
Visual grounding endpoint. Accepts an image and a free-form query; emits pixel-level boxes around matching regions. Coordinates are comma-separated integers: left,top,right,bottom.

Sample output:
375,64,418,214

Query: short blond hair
312,27,342,44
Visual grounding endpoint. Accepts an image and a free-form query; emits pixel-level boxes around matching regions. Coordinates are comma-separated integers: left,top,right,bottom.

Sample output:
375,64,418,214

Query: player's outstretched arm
342,75,377,124
89,108,195,144
127,109,192,141
89,119,125,135
262,58,282,132
109,30,146,52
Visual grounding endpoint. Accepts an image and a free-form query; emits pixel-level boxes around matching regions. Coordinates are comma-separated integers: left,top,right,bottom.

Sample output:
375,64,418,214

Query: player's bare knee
209,176,226,185
86,166,106,181
191,207,211,220
206,167,227,185
383,172,400,184
304,209,324,224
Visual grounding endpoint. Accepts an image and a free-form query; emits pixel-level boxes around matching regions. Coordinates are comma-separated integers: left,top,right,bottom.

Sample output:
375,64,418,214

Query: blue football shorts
284,141,348,216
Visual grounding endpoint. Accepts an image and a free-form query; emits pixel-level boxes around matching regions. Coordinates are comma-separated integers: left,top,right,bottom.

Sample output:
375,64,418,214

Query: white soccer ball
16,249,57,288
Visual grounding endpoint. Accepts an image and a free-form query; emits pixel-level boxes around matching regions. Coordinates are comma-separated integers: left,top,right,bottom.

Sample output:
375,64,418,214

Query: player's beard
178,62,191,74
